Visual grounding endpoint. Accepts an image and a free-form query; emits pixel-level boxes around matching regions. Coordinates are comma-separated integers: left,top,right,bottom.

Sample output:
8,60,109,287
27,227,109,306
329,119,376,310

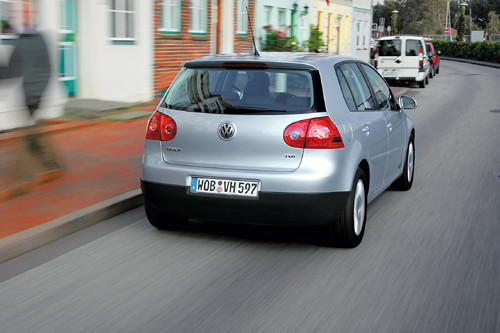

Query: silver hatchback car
141,53,416,247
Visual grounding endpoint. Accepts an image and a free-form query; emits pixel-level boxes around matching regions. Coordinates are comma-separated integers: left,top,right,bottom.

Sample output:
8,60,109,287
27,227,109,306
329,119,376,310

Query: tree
422,0,447,35
308,25,324,52
373,0,397,33
457,4,467,41
486,11,500,34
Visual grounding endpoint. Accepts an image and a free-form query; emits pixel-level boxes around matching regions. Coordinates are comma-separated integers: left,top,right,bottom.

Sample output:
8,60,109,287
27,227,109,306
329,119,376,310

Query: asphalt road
1,60,499,333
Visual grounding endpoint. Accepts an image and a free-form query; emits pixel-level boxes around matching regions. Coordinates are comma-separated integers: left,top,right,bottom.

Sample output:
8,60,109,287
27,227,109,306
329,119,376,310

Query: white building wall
0,0,66,130
255,0,311,51
78,1,153,103
351,0,372,62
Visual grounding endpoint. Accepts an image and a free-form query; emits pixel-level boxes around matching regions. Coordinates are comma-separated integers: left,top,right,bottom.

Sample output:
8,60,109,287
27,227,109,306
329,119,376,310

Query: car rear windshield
162,68,324,114
378,39,401,56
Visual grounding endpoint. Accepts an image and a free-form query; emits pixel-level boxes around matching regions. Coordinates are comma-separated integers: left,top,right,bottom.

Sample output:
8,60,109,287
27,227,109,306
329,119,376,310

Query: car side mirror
437,51,441,55
398,95,417,110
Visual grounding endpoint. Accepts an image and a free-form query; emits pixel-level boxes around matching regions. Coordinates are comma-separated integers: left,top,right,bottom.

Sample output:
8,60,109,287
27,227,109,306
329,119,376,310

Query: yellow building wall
312,0,352,55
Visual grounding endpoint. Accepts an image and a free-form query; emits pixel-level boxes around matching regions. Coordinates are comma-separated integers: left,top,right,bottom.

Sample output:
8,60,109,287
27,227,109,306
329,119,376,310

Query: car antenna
246,6,260,56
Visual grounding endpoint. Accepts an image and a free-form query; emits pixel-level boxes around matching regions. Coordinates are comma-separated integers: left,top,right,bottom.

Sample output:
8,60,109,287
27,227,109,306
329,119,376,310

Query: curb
0,120,96,143
0,189,143,264
440,57,500,69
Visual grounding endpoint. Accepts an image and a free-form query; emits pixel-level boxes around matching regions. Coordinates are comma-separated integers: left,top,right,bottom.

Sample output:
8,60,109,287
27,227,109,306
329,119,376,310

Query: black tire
425,74,429,85
429,65,435,78
327,168,367,248
436,65,440,74
145,202,188,230
392,137,415,191
418,79,425,88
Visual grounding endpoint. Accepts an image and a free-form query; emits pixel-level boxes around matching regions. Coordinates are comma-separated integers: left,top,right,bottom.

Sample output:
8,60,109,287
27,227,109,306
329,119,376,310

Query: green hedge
431,40,500,63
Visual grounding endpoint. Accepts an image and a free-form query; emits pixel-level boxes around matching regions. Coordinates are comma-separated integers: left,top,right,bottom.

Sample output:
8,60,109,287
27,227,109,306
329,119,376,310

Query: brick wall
154,0,256,94
233,0,255,54
154,0,212,94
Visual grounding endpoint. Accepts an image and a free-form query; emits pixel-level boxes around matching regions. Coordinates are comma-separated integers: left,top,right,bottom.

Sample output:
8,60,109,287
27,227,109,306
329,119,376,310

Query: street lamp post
391,10,399,35
458,2,467,41
291,2,298,36
469,0,472,40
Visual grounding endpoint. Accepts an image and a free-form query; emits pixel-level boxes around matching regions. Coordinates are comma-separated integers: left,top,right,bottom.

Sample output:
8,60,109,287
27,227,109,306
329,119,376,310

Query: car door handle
362,125,370,136
395,59,402,64
387,122,393,132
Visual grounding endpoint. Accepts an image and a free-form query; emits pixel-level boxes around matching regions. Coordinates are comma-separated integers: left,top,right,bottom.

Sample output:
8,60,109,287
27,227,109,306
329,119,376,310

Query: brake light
374,47,379,68
284,117,344,149
145,111,177,141
418,46,423,68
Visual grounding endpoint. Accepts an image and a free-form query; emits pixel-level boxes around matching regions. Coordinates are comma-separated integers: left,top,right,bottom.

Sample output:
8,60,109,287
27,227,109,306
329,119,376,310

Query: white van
374,36,430,88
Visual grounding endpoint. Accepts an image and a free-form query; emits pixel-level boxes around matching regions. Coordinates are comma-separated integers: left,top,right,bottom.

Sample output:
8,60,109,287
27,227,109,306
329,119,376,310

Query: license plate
384,69,398,77
190,177,259,198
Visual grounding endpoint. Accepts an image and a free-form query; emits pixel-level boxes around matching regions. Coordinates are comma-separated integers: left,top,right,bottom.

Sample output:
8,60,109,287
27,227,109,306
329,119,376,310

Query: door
360,63,406,183
336,63,389,192
58,0,77,96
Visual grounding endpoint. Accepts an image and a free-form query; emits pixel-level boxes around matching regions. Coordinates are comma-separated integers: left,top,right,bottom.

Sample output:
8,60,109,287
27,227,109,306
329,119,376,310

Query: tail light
418,46,423,68
145,111,177,141
374,47,379,68
284,117,344,149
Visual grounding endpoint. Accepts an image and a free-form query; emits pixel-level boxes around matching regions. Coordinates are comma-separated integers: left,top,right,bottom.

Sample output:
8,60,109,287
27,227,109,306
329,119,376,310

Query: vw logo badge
218,122,236,140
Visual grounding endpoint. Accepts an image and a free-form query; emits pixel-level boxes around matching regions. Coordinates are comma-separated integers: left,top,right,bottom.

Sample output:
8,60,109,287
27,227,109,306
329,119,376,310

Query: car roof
378,35,425,41
184,52,358,70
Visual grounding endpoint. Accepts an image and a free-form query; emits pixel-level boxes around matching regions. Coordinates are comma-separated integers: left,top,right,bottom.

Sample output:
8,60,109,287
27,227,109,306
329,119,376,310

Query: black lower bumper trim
141,180,349,226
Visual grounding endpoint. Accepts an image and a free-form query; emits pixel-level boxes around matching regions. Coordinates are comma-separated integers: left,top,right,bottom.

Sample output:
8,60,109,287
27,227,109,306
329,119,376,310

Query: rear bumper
141,179,349,226
385,75,426,83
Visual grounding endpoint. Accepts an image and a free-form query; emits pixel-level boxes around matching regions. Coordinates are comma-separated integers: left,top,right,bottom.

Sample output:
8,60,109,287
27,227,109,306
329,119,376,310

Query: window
337,63,375,111
405,39,420,56
336,68,357,111
1,0,21,39
264,6,272,25
356,22,360,48
190,0,207,34
278,8,286,29
59,0,75,33
110,0,135,41
360,64,396,111
160,0,181,33
378,39,401,57
163,68,318,114
236,0,247,35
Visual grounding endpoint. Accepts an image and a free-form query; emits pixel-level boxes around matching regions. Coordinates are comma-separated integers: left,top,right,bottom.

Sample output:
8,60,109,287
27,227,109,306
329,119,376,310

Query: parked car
141,53,417,247
426,42,440,78
374,35,430,88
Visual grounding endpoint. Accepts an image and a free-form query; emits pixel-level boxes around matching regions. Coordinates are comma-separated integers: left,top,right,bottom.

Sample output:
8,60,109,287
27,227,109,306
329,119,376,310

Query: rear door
336,62,388,193
377,38,403,79
399,38,421,78
360,63,406,184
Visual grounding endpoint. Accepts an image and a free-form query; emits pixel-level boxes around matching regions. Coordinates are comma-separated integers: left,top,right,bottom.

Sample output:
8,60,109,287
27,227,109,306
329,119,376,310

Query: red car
426,42,440,78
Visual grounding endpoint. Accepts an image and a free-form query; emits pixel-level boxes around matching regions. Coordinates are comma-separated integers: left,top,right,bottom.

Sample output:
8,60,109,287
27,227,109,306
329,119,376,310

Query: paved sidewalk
0,87,409,263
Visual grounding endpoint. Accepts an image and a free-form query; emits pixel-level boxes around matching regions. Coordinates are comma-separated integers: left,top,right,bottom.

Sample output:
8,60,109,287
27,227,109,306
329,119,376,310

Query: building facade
254,0,311,51
153,0,255,94
312,0,353,55
0,0,154,130
350,0,372,61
